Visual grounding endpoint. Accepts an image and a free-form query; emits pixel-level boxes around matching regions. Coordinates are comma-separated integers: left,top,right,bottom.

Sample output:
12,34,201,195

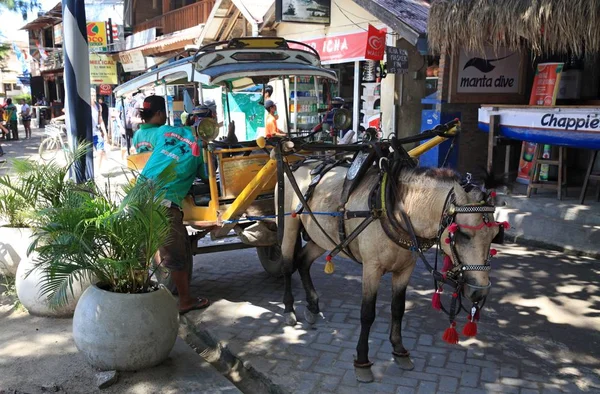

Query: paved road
185,243,600,393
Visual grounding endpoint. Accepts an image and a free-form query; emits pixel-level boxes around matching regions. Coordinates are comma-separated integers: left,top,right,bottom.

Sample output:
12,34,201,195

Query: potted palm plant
30,172,179,371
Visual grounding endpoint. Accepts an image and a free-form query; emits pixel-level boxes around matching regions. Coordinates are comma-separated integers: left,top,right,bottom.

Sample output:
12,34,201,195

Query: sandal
179,298,210,315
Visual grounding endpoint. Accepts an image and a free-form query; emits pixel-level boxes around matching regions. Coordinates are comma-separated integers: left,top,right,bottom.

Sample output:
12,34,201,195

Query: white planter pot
0,227,33,277
15,256,92,317
73,284,179,371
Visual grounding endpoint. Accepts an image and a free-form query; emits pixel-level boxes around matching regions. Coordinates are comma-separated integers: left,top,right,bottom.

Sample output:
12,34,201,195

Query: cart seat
188,180,220,206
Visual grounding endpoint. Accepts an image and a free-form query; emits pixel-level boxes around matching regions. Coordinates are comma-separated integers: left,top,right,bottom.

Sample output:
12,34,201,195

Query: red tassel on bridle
442,321,459,344
431,287,443,310
462,306,478,337
442,255,453,272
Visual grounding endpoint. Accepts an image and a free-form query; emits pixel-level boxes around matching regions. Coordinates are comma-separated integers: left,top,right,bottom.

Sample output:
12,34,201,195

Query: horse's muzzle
464,281,491,303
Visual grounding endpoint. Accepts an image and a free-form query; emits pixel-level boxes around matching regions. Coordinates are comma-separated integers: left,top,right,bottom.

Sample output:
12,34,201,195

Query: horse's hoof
284,312,297,326
393,352,414,371
304,308,317,325
354,366,375,383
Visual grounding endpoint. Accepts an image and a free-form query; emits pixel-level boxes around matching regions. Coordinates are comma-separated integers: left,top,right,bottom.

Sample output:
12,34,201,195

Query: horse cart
116,37,509,382
114,37,461,277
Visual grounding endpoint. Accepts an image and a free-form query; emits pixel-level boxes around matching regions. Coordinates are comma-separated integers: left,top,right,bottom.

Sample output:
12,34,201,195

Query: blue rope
223,211,342,224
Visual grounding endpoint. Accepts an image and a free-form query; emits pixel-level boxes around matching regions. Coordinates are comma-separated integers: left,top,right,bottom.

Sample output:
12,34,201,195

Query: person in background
132,95,161,154
264,84,273,100
264,100,286,138
136,95,209,314
19,99,31,139
4,99,18,140
99,98,109,141
90,89,107,170
125,93,142,154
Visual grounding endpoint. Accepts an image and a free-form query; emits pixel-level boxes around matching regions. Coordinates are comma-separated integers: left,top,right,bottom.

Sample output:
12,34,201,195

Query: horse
278,162,502,383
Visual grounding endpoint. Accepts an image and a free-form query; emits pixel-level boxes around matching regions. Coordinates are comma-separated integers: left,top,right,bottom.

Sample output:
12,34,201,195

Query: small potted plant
30,172,179,371
0,155,92,316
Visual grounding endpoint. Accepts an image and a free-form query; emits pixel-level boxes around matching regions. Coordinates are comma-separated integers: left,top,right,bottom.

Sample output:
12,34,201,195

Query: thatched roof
428,0,600,57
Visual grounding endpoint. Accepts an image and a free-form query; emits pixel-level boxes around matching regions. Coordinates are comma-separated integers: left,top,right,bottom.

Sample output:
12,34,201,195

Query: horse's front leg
354,265,384,383
282,230,301,326
297,241,326,325
390,269,415,370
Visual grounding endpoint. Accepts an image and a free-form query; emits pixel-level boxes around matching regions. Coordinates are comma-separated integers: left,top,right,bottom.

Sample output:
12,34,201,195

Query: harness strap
331,215,376,261
295,161,339,215
281,159,341,250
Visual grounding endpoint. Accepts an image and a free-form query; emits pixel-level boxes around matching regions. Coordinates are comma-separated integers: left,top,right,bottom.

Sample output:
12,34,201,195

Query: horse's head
438,181,505,304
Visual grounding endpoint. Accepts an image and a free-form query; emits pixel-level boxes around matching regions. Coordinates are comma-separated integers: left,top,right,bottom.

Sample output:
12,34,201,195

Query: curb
179,315,287,394
505,231,600,259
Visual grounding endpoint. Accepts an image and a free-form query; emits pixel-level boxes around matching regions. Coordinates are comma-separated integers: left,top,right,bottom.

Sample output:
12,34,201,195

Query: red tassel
442,255,453,272
490,191,497,198
489,249,497,256
463,320,477,337
291,211,297,218
191,142,200,157
444,238,451,244
442,322,459,344
502,221,511,230
431,288,442,310
448,223,459,234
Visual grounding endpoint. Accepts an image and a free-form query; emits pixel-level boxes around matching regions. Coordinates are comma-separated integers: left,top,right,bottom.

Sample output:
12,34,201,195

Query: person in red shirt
264,100,287,138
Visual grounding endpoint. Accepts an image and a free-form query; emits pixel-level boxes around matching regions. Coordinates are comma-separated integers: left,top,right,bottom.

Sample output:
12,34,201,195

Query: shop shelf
291,96,318,100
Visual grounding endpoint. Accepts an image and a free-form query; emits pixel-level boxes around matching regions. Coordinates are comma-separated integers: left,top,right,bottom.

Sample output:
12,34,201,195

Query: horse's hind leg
390,269,415,371
354,265,384,383
296,241,325,325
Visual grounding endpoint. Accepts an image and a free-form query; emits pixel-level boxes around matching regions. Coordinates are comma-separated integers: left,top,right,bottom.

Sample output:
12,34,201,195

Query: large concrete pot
15,256,91,317
0,227,33,277
73,284,179,371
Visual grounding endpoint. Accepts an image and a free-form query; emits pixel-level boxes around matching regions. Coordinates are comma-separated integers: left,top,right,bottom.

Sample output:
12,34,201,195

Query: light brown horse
278,164,500,383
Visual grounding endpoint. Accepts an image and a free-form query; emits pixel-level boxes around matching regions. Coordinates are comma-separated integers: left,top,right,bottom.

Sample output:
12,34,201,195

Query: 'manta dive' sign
457,47,520,94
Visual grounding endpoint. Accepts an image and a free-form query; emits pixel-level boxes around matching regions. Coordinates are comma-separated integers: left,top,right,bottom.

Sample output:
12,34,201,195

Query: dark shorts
155,206,192,272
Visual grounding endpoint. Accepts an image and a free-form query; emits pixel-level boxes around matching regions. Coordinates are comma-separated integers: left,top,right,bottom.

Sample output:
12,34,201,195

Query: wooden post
487,114,499,175
162,0,170,13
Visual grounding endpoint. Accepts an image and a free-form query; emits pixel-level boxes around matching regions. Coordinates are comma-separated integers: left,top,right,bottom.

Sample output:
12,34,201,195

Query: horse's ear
481,167,505,190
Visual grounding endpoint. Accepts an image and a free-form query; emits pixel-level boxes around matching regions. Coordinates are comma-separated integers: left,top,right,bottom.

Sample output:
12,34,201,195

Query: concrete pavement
0,291,240,394
182,243,600,394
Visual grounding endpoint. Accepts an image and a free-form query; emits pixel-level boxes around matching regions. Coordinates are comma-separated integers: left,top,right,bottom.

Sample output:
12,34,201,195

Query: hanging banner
516,63,564,184
89,54,118,84
119,50,146,72
87,22,108,51
365,25,386,61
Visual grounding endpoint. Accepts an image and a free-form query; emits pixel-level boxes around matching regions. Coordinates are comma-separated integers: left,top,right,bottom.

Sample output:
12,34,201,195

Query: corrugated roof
20,3,62,31
351,0,429,45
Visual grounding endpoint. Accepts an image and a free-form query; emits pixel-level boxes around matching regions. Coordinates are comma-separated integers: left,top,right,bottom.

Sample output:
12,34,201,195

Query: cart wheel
256,245,284,277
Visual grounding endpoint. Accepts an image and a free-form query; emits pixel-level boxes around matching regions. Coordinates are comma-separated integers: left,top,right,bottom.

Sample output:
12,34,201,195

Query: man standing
20,99,31,139
4,99,18,140
137,95,209,314
125,94,142,154
90,89,107,170
264,100,286,138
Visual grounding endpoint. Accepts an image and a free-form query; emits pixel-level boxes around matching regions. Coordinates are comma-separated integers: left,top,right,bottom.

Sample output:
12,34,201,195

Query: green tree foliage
0,0,40,20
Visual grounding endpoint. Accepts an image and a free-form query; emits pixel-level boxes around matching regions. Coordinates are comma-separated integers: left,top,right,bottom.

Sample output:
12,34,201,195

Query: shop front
428,0,600,205
276,0,396,141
